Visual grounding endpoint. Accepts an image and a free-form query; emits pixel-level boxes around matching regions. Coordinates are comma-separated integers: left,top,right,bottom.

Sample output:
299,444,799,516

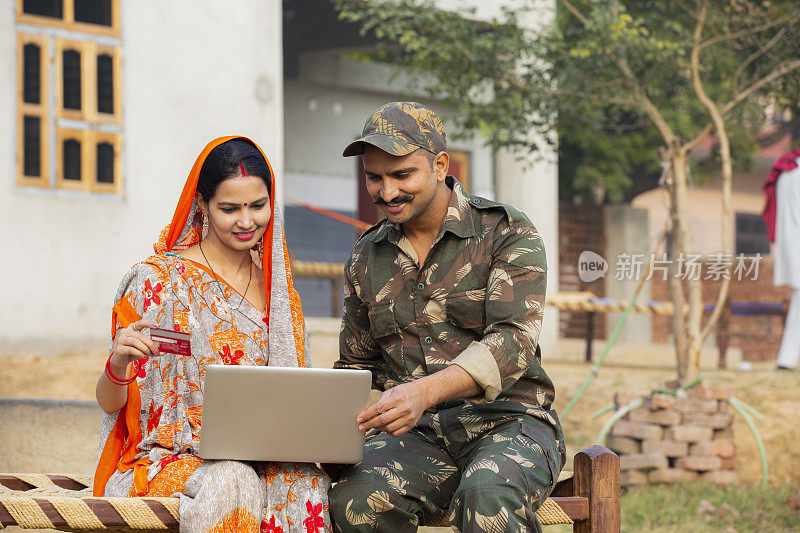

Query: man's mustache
374,194,414,205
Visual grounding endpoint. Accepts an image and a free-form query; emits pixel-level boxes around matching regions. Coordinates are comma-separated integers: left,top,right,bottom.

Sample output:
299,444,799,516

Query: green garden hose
560,223,668,422
560,291,643,422
729,396,769,489
595,398,644,445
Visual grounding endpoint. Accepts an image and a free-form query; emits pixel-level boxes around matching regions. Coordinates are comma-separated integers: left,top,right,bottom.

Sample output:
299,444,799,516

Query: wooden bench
711,297,789,368
0,446,619,532
553,446,621,532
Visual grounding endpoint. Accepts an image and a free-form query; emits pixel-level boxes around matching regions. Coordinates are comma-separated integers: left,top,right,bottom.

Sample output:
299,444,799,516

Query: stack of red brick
606,386,736,487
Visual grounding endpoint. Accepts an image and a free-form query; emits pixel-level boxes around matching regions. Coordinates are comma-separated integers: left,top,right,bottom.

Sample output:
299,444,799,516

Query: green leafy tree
334,0,800,383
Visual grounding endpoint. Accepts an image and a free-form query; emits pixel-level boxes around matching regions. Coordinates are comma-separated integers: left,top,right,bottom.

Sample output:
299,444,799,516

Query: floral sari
94,136,330,533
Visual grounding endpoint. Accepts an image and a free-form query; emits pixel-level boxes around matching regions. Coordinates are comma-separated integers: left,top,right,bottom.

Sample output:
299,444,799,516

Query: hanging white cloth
774,158,800,289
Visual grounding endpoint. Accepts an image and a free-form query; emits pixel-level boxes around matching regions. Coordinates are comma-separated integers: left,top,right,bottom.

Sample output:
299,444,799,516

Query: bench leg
573,445,620,533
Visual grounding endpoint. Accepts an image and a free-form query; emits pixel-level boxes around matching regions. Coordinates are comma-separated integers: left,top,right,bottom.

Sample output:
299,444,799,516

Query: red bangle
105,352,140,385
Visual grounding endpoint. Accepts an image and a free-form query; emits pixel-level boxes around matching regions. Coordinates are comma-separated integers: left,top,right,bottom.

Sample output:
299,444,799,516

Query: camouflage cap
342,101,447,157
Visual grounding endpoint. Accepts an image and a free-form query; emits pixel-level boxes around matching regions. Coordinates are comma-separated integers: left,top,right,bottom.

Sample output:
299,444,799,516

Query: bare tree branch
722,58,800,115
733,27,787,94
757,114,800,147
552,88,637,106
691,0,733,349
615,59,679,144
559,0,587,25
687,58,800,151
558,0,677,144
684,124,713,153
673,0,700,22
698,13,795,50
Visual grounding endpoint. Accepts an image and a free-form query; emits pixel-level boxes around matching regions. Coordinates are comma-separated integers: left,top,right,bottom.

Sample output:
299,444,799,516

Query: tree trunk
666,146,695,383
688,4,734,377
668,143,734,383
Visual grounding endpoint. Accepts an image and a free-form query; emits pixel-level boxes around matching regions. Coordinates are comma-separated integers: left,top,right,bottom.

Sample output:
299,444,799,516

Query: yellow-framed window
54,39,120,123
55,38,90,122
92,43,122,124
17,33,50,187
92,131,122,193
17,0,121,37
56,127,90,191
56,128,122,193
17,1,123,193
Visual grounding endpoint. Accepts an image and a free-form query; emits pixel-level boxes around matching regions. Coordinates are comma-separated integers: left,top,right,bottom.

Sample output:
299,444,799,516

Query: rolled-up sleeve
452,223,546,402
334,259,388,390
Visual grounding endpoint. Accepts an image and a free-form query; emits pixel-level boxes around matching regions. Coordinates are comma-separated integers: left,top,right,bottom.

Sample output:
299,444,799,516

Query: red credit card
150,328,191,356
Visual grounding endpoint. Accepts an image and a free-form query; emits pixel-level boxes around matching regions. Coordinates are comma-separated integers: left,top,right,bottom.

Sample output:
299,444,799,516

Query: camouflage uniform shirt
336,176,558,427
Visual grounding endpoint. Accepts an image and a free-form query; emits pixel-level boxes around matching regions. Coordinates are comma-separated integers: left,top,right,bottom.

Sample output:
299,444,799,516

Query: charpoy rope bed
4,474,571,530
1,447,620,532
2,474,576,530
0,473,178,532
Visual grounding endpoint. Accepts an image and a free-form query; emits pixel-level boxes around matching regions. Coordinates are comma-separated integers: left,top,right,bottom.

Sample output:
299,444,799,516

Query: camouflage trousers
329,402,564,533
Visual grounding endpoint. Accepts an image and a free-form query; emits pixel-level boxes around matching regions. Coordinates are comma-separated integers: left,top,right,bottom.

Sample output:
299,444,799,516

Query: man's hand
357,381,429,437
355,365,482,437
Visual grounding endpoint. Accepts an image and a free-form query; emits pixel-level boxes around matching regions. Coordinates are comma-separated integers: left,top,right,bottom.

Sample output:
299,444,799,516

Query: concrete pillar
495,147,559,353
603,205,651,343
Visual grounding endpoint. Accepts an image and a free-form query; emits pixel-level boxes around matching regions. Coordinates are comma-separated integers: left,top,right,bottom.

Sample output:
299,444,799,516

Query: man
763,146,800,370
329,102,564,533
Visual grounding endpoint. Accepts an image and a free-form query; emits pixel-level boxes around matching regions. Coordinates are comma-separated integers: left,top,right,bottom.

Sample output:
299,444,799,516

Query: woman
94,136,330,533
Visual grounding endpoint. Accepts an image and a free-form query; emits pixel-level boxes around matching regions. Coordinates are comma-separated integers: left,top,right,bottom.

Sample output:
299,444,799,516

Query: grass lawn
621,482,799,532
425,481,799,533
543,481,800,533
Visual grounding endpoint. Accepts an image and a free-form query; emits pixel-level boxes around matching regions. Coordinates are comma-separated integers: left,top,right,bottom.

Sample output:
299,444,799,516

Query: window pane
23,116,41,177
23,44,41,105
63,139,81,181
96,142,114,183
735,213,769,255
62,49,81,110
74,0,112,26
22,0,63,18
97,54,114,114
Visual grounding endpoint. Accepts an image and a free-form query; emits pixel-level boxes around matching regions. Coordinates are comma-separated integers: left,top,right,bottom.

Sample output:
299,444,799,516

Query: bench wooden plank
550,496,590,521
0,475,35,491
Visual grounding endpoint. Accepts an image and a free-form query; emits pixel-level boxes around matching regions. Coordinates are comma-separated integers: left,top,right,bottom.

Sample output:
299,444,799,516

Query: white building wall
0,0,284,347
435,0,546,19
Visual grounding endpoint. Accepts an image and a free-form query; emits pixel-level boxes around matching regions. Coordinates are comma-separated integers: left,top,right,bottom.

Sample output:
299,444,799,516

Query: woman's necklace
199,240,252,311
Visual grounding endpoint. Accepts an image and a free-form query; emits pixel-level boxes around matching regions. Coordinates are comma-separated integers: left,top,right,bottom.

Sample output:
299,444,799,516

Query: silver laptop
199,365,371,463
